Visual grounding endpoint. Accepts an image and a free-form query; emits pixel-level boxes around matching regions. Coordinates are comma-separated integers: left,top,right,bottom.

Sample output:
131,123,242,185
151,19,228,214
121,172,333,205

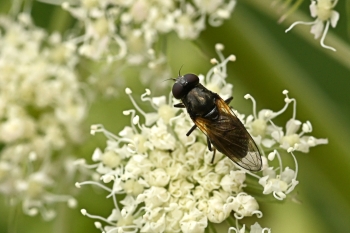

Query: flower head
76,44,328,232
244,89,327,200
0,13,86,219
62,0,236,63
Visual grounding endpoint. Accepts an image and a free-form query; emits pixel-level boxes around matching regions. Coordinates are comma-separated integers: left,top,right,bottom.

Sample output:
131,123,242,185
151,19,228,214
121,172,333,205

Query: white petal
285,119,301,135
309,1,318,18
310,20,324,39
330,11,340,28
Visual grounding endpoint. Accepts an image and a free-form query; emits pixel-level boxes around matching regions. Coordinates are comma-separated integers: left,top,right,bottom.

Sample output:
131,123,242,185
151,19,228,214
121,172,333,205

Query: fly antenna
162,78,176,83
178,64,184,77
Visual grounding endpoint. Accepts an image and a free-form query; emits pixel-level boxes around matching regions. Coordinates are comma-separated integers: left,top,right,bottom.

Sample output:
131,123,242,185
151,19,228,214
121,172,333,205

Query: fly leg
186,125,197,136
174,103,185,108
174,103,198,136
207,136,216,164
225,97,233,104
187,126,216,163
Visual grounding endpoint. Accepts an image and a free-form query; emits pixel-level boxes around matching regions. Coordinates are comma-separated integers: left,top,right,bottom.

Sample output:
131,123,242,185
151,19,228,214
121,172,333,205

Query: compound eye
184,74,199,86
172,82,184,99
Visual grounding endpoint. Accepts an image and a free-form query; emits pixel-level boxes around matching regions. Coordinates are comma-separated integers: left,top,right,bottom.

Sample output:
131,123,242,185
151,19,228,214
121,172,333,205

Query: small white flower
272,117,328,153
148,120,177,150
225,192,261,219
180,208,208,233
207,191,230,223
145,168,170,187
259,150,299,200
285,0,339,51
220,169,246,193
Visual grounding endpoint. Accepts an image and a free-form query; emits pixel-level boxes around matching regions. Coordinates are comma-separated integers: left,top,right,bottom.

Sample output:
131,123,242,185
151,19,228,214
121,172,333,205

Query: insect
172,73,262,171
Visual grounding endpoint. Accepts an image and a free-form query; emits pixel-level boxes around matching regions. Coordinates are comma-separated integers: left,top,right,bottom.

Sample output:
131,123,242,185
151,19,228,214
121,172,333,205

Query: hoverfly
172,73,262,171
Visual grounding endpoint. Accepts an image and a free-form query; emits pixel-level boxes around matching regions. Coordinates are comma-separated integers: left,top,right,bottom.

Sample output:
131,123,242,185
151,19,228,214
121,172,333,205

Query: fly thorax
185,87,216,118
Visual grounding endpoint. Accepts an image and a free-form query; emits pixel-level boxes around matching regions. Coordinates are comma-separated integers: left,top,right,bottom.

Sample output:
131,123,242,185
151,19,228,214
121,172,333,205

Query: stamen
132,115,140,125
273,192,286,200
215,43,224,51
122,110,138,133
125,88,159,126
91,124,120,141
94,222,104,232
288,150,299,181
244,94,257,119
272,90,294,119
76,181,113,192
228,55,236,61
253,210,263,218
210,58,218,64
285,20,316,33
141,89,157,110
68,198,77,208
80,209,115,225
132,115,143,132
205,44,235,84
274,150,283,174
302,121,313,133
320,21,336,51
233,212,244,220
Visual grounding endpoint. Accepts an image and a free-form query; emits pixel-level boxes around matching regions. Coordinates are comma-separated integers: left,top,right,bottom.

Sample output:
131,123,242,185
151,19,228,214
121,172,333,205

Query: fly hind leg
186,125,197,136
207,136,216,164
187,130,216,163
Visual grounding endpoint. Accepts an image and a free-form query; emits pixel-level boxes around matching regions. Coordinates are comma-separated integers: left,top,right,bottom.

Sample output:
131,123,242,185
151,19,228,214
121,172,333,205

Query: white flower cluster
285,0,339,51
62,0,236,63
0,13,86,219
76,44,327,232
244,89,327,200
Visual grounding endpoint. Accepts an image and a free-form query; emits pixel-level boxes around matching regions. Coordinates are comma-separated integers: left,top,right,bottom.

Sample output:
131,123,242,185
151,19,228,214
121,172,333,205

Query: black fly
172,73,262,171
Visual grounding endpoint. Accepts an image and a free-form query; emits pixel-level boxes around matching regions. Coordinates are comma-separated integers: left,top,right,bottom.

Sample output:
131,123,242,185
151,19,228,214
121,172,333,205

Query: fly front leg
174,102,198,136
174,103,185,108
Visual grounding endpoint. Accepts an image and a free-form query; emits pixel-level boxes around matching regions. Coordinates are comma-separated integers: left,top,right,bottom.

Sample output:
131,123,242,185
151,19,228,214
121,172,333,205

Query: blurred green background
0,0,349,232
